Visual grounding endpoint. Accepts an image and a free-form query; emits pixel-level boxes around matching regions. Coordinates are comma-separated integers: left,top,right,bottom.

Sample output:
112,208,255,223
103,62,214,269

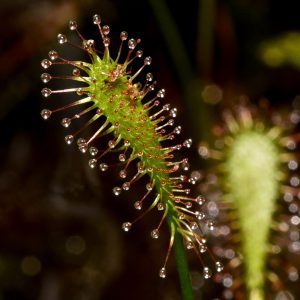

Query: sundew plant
40,15,223,299
198,102,300,299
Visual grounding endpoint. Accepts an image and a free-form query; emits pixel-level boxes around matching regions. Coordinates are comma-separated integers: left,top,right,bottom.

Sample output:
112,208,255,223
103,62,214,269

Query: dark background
0,0,300,299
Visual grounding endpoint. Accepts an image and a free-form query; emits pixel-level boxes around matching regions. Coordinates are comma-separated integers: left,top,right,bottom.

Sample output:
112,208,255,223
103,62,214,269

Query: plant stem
173,231,195,300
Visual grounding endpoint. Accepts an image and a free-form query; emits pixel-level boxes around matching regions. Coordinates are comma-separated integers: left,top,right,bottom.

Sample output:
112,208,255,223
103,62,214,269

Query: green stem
173,231,195,300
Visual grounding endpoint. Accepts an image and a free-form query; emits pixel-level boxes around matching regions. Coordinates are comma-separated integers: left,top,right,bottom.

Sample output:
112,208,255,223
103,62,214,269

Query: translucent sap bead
119,154,126,162
144,56,152,65
48,50,58,60
163,104,170,111
122,222,132,232
40,109,51,120
41,59,52,69
57,33,67,44
122,182,130,191
199,244,207,253
65,135,74,145
120,31,128,41
134,201,142,210
151,229,159,239
207,220,215,231
99,163,108,172
89,147,98,156
102,37,109,47
186,241,194,250
191,222,198,230
170,108,177,118
157,89,165,98
203,267,212,279
102,25,110,35
186,201,192,209
93,14,101,24
77,138,86,145
69,20,77,30
146,72,153,82
183,138,192,148
61,118,71,128
174,126,181,134
159,267,167,278
72,68,80,76
113,187,122,196
195,211,205,220
215,261,224,272
119,170,127,179
136,50,143,58
88,159,97,168
182,160,190,171
78,143,88,153
128,38,137,50
41,88,51,97
41,73,51,83
157,203,164,211
196,195,206,205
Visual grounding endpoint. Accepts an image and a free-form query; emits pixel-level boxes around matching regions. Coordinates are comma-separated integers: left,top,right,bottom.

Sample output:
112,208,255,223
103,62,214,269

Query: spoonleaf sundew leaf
40,15,222,296
198,103,300,299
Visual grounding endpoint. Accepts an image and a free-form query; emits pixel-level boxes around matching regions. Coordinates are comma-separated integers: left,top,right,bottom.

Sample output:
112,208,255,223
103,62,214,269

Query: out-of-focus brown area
0,0,299,299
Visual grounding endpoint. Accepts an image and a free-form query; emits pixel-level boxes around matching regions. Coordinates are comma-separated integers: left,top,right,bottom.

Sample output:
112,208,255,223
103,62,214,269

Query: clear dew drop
122,222,132,232
196,195,206,205
122,182,130,191
120,31,128,41
93,14,101,24
89,147,98,156
69,20,77,30
65,135,74,145
203,267,212,279
128,38,137,50
119,170,127,179
113,186,121,196
159,267,167,278
170,108,177,118
215,261,224,272
183,138,193,148
61,118,71,128
40,109,52,120
57,33,68,44
41,88,51,97
99,163,108,172
88,159,97,168
41,73,51,83
134,201,142,210
157,89,165,98
144,56,152,65
151,229,159,239
41,59,52,69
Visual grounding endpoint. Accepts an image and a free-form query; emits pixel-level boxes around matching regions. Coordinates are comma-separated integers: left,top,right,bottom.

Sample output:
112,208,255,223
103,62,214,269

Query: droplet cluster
40,15,217,278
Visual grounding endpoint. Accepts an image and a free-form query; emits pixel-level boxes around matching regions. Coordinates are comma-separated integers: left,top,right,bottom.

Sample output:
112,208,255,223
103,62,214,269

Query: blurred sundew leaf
259,32,300,69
